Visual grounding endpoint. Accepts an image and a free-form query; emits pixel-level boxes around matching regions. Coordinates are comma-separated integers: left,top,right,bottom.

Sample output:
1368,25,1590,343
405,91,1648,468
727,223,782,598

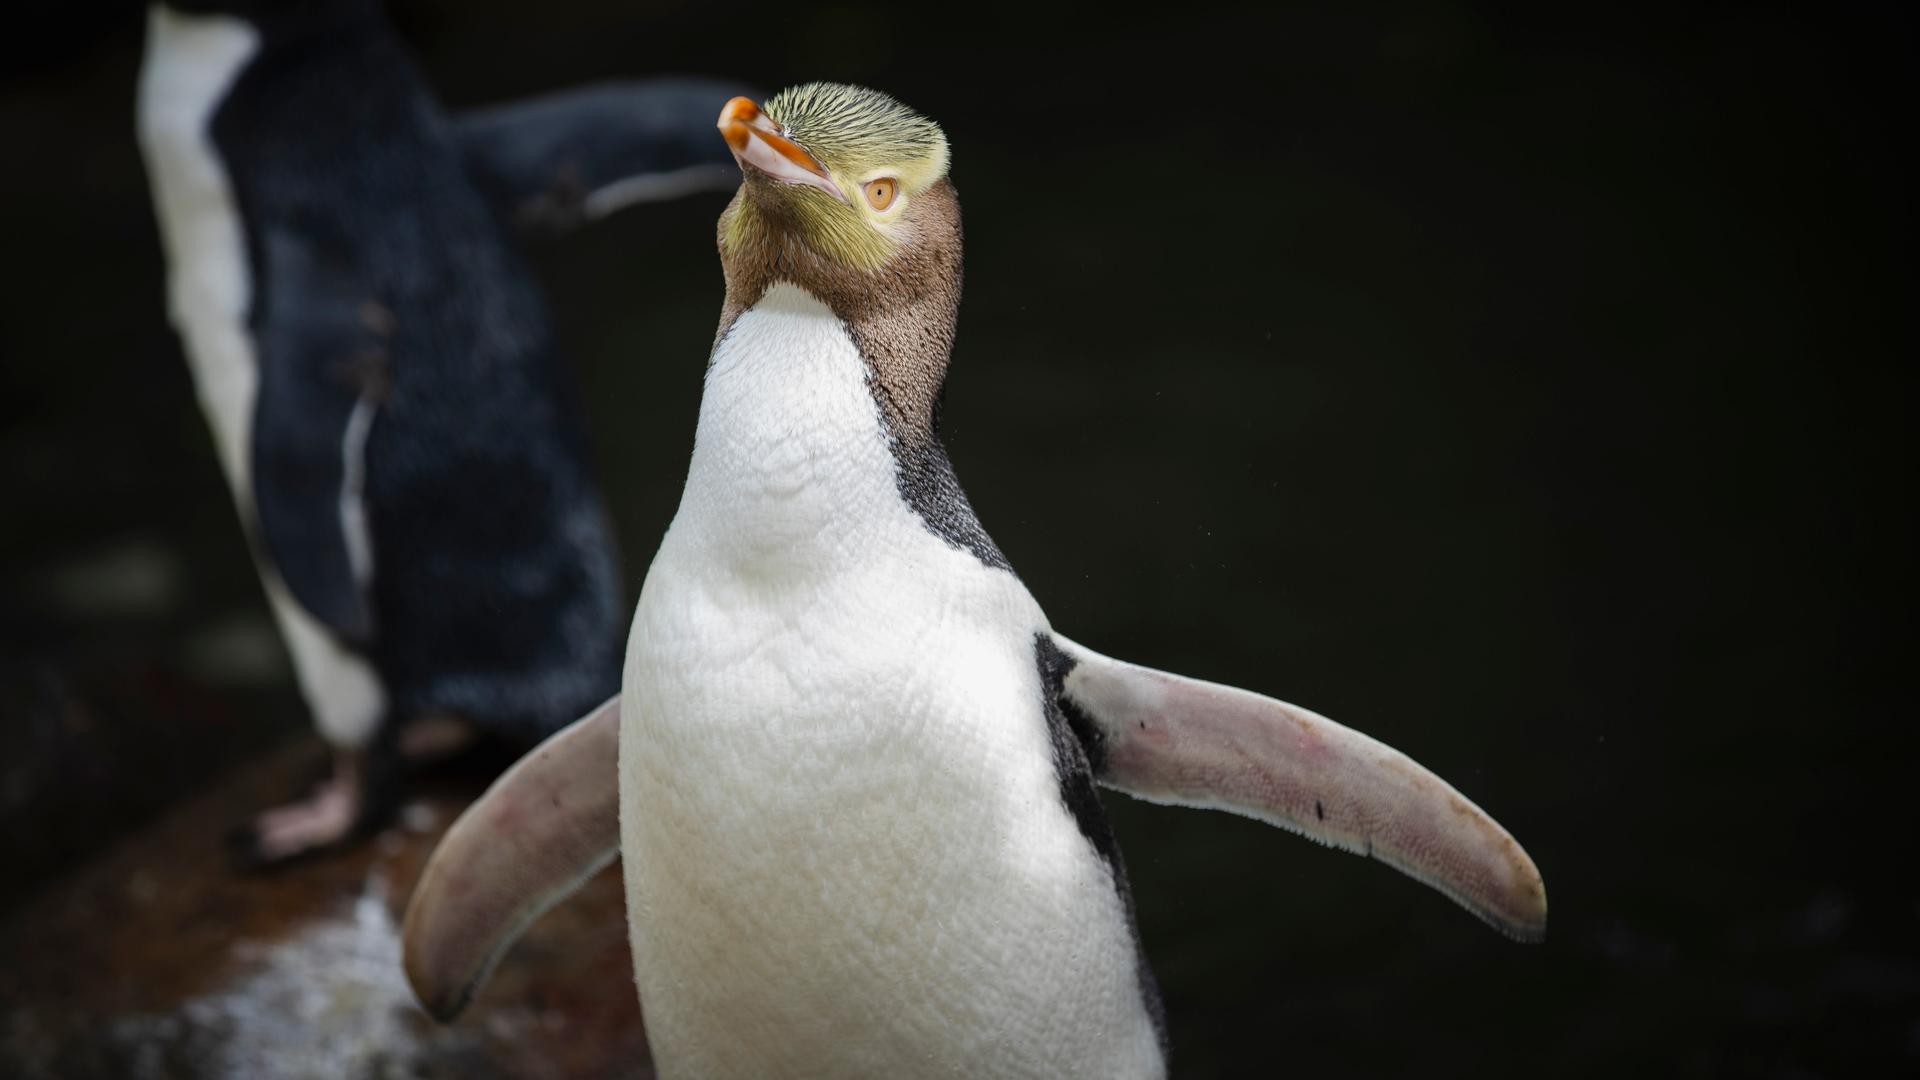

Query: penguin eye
863,178,898,212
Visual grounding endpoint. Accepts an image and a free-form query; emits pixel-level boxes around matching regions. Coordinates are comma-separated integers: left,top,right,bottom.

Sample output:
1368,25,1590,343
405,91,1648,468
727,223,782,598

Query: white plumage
619,284,1164,1078
400,84,1546,1077
136,7,386,748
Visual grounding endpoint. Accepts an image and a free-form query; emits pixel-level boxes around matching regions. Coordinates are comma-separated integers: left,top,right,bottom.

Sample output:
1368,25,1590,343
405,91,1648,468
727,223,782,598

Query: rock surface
0,739,647,1080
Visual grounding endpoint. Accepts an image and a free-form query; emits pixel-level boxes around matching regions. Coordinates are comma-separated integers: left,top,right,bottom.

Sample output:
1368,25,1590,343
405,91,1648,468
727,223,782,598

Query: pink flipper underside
403,633,1546,1023
401,695,623,1020
1051,635,1547,942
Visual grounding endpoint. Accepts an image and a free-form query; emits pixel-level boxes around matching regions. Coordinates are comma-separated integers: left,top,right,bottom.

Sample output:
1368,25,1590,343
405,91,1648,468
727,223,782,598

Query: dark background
1,2,1913,1077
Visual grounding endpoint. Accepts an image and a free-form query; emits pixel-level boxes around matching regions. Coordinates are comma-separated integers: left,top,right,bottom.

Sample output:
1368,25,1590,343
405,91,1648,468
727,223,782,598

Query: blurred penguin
136,0,748,863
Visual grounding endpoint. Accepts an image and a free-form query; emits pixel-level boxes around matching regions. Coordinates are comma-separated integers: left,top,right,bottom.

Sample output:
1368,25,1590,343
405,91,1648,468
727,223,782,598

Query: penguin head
717,83,954,277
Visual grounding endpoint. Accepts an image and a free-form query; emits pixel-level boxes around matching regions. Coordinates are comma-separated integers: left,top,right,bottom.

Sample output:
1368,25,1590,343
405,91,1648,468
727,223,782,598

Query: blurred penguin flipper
1045,634,1549,944
402,695,623,1021
453,76,755,231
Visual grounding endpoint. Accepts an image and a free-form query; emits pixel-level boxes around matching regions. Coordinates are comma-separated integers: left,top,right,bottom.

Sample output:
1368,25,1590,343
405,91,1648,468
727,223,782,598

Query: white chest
136,8,387,748
617,285,1162,1078
136,7,260,493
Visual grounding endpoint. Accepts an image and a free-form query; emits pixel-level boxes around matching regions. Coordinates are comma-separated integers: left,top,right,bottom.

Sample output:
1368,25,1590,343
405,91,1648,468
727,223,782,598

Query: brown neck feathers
715,179,964,445
711,179,1005,569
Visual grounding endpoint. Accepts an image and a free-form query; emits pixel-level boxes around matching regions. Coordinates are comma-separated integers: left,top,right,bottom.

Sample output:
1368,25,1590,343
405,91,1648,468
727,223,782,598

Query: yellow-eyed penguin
136,0,751,863
403,84,1546,1077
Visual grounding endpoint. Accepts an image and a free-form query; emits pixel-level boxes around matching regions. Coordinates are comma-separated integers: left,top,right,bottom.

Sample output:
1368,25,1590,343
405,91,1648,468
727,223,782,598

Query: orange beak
717,96,847,203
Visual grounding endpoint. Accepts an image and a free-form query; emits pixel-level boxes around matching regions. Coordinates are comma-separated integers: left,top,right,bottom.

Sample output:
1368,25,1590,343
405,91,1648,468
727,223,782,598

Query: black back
213,3,621,738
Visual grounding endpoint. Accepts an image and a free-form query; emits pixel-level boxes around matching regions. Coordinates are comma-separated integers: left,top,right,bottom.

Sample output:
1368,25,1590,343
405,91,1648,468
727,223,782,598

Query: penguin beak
718,96,848,203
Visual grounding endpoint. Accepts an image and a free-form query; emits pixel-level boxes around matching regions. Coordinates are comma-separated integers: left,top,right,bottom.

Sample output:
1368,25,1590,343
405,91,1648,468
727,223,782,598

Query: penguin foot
227,752,370,868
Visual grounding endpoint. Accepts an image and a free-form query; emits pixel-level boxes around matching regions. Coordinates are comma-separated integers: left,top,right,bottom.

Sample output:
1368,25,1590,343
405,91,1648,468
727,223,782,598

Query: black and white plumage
403,86,1546,1077
136,0,750,861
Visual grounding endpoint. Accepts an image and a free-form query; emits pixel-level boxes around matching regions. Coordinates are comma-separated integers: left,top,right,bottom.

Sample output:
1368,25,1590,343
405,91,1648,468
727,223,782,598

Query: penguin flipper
251,229,390,646
452,77,751,232
403,695,622,1022
1045,633,1548,944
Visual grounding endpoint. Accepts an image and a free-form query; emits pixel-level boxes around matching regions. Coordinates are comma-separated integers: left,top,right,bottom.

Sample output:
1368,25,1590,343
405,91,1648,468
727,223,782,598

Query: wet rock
0,740,649,1079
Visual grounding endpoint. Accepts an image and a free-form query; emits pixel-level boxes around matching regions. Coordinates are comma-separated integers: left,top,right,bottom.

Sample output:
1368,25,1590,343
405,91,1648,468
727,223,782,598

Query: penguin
135,0,751,863
402,85,1547,1076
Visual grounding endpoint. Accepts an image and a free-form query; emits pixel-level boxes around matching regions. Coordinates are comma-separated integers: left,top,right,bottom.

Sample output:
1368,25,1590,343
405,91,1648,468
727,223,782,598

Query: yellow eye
863,178,898,211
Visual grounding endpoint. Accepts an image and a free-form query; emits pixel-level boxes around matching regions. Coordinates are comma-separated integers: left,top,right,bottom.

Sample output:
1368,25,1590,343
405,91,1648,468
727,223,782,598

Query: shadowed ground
0,739,645,1080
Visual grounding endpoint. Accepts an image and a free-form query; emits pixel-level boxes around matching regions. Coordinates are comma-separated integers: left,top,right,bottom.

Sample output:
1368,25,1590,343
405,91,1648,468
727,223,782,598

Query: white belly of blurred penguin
619,284,1163,1078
